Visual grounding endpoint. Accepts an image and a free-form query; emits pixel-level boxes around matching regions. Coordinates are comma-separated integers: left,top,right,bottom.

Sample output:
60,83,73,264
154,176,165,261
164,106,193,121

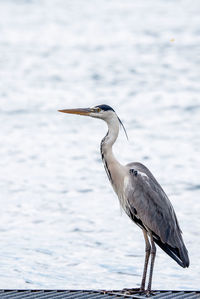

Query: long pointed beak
58,108,92,116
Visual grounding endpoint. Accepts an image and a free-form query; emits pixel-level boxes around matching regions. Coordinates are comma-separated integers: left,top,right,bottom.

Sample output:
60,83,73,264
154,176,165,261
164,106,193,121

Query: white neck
100,113,123,185
99,111,128,207
101,114,119,157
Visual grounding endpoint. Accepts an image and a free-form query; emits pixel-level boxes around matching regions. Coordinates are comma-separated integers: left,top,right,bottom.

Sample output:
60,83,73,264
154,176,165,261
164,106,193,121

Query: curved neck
100,115,121,183
101,114,119,156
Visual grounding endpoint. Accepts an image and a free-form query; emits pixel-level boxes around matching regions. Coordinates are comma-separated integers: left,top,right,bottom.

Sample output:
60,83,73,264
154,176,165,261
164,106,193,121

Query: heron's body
59,104,189,295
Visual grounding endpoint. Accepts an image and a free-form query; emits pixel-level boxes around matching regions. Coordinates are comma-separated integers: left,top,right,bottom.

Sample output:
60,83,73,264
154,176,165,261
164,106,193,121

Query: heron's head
58,104,128,139
58,104,115,120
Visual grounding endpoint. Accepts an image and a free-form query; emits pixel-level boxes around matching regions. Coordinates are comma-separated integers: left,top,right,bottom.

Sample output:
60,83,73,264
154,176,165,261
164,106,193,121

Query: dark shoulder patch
96,104,115,112
129,169,138,176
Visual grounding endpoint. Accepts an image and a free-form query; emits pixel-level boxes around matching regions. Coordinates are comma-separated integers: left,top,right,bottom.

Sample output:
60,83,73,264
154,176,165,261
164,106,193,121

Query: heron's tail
153,237,189,268
179,242,190,268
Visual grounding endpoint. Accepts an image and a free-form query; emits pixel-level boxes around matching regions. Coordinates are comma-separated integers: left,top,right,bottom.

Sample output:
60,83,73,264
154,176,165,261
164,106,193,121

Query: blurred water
0,0,200,291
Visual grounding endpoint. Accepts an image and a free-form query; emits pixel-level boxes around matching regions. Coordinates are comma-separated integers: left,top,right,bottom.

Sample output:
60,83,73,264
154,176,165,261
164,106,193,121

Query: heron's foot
145,290,155,297
139,287,146,295
122,288,140,295
140,282,146,293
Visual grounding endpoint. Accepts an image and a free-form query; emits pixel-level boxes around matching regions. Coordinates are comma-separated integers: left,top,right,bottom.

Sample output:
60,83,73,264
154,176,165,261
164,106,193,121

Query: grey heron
58,104,189,295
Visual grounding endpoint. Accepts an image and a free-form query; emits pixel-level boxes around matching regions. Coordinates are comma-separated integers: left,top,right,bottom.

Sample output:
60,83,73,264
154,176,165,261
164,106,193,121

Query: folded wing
125,162,189,268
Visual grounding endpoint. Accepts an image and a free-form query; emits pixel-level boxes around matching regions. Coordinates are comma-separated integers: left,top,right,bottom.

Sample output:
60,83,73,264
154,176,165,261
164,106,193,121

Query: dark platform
0,290,199,299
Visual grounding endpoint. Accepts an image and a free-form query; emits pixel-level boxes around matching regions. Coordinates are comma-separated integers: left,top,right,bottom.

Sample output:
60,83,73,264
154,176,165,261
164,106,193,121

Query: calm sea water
0,0,200,291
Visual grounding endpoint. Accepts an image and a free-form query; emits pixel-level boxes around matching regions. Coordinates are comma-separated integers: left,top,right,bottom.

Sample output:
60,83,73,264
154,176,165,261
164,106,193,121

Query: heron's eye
96,107,101,112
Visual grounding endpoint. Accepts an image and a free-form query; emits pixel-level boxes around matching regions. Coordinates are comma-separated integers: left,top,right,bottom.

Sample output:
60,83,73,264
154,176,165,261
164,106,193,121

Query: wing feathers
126,162,189,268
153,237,189,268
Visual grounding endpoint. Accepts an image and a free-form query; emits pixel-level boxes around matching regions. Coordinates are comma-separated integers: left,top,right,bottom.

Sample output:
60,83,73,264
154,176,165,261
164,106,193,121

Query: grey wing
126,162,189,268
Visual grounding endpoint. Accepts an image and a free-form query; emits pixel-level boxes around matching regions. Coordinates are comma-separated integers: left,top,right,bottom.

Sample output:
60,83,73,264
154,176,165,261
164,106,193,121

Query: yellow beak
58,108,91,116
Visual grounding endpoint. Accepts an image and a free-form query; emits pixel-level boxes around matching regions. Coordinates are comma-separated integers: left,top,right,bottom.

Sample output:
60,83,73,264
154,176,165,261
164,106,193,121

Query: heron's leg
146,232,156,296
140,229,151,292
